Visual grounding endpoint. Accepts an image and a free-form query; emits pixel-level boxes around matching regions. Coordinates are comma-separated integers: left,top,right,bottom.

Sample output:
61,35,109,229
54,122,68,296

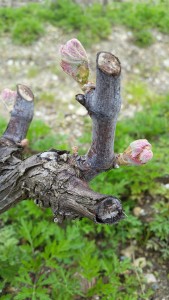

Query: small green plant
146,201,169,260
0,201,153,299
38,92,55,103
124,79,154,105
0,83,168,298
12,18,44,45
150,201,169,240
27,67,39,79
85,94,169,201
0,1,169,46
24,118,69,152
133,29,154,47
105,1,169,46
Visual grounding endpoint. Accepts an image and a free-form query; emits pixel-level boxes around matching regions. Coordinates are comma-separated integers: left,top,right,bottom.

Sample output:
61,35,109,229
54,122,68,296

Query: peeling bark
0,51,151,225
0,144,124,224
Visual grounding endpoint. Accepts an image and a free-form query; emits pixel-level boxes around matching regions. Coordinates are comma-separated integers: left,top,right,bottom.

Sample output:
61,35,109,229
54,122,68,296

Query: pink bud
60,39,89,86
123,139,153,165
1,88,17,112
20,139,29,148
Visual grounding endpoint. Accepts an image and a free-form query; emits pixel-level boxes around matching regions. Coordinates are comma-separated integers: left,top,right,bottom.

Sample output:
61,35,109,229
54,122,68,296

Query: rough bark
76,52,121,180
0,52,126,224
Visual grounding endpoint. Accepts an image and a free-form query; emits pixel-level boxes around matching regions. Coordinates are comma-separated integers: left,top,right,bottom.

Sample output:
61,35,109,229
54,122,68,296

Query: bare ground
0,25,169,144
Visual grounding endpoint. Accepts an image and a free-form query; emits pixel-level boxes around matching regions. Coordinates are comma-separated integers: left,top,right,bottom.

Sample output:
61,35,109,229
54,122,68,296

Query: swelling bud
117,139,153,166
60,38,89,86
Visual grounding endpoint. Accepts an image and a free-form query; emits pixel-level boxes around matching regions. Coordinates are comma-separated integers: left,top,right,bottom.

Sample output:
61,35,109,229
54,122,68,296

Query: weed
38,92,56,104
12,18,44,45
0,201,152,299
27,67,39,79
0,1,169,46
0,85,168,298
146,201,169,260
124,79,154,105
133,29,154,47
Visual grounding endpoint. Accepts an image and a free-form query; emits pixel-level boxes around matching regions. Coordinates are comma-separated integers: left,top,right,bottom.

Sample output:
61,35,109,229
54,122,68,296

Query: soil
0,25,169,145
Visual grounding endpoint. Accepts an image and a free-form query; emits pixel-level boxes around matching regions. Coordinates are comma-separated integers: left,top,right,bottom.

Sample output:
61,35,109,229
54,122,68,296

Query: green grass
0,202,152,300
27,66,39,79
124,78,156,105
12,18,44,45
0,85,168,299
0,0,169,46
89,96,169,199
38,92,56,104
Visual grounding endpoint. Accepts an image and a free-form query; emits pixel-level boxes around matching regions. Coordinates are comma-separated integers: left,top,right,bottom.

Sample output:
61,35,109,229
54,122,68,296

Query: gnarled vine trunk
0,50,152,224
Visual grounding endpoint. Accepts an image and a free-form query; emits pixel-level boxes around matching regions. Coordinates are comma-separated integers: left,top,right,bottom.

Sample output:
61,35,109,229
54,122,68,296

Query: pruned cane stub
0,45,153,224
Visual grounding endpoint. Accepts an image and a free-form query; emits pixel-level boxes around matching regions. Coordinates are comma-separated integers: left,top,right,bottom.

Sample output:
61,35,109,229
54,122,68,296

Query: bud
20,139,29,148
1,88,17,112
118,139,153,166
60,38,89,86
72,145,78,155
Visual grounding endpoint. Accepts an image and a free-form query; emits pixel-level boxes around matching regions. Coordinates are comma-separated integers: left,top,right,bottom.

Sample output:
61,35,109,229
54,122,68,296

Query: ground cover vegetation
0,87,168,299
0,0,169,46
0,1,168,299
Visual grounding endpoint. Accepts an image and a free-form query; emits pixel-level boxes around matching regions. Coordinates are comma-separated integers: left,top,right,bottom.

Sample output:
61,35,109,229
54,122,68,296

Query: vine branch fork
0,49,153,225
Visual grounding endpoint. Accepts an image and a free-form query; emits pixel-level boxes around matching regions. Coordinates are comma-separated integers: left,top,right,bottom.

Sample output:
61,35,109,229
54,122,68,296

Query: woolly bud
118,139,153,166
60,38,89,86
1,88,17,112
20,139,29,148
